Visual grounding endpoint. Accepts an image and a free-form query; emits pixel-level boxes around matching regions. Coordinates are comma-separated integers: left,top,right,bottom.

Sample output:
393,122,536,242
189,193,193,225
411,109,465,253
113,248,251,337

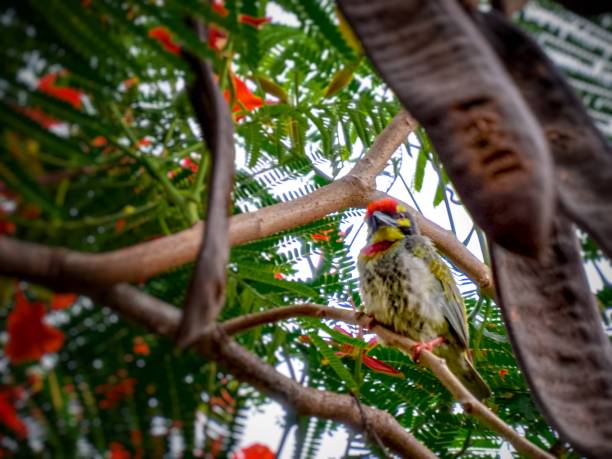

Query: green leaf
414,148,428,192
237,266,318,298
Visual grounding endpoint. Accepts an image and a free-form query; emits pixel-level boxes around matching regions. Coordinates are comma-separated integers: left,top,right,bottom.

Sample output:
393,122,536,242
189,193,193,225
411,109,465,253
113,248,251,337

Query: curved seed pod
337,0,554,257
177,19,235,349
474,11,612,260
492,216,612,459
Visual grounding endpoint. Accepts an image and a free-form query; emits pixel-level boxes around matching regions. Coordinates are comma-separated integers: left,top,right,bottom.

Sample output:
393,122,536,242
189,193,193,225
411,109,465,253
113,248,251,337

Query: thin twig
221,303,553,459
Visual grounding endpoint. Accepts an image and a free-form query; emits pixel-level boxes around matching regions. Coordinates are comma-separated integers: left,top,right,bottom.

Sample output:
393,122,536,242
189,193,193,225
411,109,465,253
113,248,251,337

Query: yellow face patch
372,226,404,244
397,204,407,212
397,218,411,228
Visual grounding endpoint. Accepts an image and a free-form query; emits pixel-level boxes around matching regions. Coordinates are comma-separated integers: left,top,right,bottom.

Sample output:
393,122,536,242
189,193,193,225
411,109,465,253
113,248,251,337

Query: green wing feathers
425,248,470,349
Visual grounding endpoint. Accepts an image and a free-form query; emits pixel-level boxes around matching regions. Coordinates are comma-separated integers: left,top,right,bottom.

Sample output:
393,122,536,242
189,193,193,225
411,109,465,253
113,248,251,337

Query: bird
357,197,491,400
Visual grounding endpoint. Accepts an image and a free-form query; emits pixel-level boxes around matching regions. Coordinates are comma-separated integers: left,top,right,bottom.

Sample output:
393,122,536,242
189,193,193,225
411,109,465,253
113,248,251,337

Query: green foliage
0,1,606,458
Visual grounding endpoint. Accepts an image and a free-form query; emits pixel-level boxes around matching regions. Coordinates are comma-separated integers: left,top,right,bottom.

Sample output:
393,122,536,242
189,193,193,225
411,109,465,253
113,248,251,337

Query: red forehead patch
366,197,399,216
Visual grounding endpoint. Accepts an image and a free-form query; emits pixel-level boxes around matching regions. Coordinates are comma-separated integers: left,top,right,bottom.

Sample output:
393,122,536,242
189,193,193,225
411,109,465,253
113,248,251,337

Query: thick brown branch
100,285,435,459
222,303,553,459
177,19,235,347
0,110,492,294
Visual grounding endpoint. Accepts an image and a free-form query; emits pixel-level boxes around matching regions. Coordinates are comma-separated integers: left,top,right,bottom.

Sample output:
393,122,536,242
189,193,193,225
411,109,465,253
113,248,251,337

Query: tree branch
221,303,553,459
0,111,493,294
99,285,436,459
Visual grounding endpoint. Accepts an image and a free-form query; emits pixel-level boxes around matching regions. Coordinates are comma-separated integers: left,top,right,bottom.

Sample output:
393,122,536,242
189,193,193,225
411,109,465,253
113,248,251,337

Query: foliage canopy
0,1,610,457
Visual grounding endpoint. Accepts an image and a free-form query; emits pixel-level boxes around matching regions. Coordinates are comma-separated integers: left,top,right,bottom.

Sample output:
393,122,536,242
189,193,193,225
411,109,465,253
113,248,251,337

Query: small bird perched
358,197,491,400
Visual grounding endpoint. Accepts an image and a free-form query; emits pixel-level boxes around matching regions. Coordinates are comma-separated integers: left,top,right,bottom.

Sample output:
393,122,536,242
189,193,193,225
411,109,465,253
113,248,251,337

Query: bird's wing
415,240,470,348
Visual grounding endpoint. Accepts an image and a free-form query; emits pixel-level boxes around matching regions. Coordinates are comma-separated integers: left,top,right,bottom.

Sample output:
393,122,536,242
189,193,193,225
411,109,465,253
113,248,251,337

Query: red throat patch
360,240,394,256
366,197,399,217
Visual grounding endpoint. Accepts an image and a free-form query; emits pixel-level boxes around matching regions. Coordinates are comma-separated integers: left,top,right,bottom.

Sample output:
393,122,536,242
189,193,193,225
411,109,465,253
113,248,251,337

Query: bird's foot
356,310,377,331
411,336,445,362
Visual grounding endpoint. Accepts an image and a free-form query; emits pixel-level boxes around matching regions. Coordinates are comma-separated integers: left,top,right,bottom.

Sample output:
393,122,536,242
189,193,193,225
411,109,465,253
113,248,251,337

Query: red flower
122,76,140,90
223,74,264,121
209,26,228,51
91,136,108,147
0,386,27,438
273,272,284,280
19,106,61,129
6,289,65,364
51,293,77,310
311,233,330,242
232,443,275,459
333,328,403,377
38,72,82,110
132,337,150,356
0,220,16,236
109,442,131,459
115,219,126,233
238,15,272,29
137,138,151,148
97,378,137,409
499,369,509,379
148,26,181,55
212,0,229,17
180,157,199,173
209,436,224,458
361,355,403,377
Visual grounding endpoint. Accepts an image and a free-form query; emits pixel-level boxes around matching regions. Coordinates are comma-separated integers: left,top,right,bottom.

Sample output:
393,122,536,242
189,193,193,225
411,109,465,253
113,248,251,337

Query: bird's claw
356,310,377,331
411,336,445,362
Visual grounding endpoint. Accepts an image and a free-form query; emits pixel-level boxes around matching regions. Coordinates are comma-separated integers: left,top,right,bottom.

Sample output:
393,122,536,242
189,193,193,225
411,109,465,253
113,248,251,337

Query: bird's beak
369,211,398,232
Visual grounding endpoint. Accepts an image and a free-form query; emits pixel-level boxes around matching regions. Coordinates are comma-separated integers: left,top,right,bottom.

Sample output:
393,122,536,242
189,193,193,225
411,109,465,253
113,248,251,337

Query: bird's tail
448,353,491,400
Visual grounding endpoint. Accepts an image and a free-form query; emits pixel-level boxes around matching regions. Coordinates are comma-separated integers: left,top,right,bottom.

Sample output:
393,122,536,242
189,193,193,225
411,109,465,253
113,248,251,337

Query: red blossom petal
20,107,61,129
232,443,275,459
99,378,138,409
362,355,403,377
38,72,82,109
208,26,228,51
220,388,235,406
109,442,131,459
238,14,272,28
91,136,108,147
209,436,224,457
6,289,65,364
223,74,264,120
133,337,150,356
51,293,77,310
498,369,509,378
123,76,140,90
148,26,181,55
0,220,16,236
180,157,199,173
273,272,284,280
137,138,151,147
0,386,27,438
311,233,330,242
115,219,126,233
212,0,229,17
366,197,399,217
